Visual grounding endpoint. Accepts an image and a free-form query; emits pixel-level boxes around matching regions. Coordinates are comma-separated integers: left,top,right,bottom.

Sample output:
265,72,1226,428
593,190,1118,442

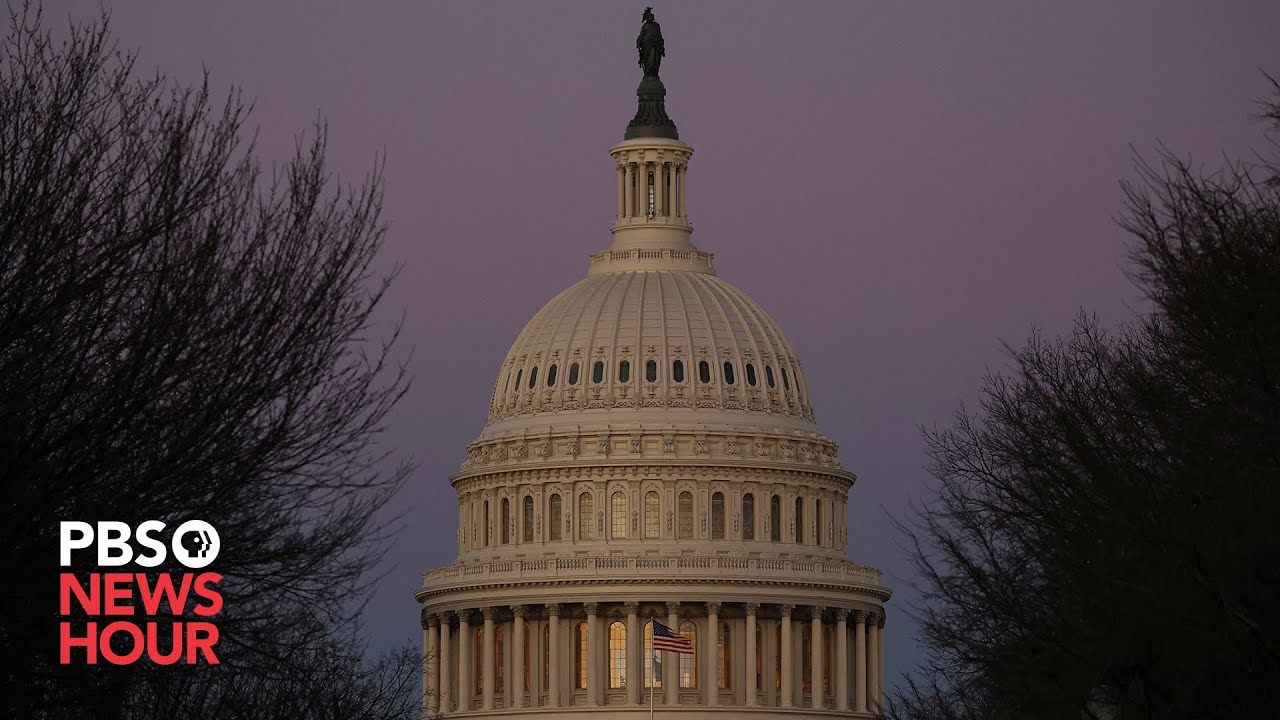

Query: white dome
485,265,817,436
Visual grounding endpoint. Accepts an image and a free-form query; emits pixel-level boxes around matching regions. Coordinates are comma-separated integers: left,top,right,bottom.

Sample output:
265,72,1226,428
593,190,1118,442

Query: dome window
592,360,604,384
546,364,557,387
698,360,711,383
549,494,562,541
781,367,790,391
515,369,523,390
711,492,725,539
742,493,755,540
618,360,631,383
770,496,781,541
568,362,580,385
677,491,694,540
528,366,538,389
672,359,685,383
723,362,736,385
765,366,776,388
745,363,758,387
645,359,657,382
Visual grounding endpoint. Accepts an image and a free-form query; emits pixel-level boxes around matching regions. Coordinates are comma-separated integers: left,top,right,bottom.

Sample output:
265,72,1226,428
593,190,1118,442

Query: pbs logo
59,520,221,569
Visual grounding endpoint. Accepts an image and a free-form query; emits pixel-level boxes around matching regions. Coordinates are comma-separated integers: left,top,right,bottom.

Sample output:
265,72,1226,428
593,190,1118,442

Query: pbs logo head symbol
172,520,220,569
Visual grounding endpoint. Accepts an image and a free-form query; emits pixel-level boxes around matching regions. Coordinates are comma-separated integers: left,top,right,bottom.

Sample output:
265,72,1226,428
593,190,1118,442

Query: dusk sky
55,0,1279,686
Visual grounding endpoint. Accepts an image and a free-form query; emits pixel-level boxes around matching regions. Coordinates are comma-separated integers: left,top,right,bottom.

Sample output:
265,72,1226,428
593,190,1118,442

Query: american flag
651,620,694,655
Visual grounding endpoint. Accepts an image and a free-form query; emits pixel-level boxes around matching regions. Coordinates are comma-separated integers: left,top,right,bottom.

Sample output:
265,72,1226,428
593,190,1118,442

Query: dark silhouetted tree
891,80,1280,720
0,6,421,718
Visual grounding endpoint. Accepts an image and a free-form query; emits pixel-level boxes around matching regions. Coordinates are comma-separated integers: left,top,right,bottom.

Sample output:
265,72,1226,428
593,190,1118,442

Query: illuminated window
677,491,693,540
644,621,662,688
522,495,533,542
718,622,731,689
500,498,510,544
575,622,588,689
549,494,562,541
579,493,595,540
710,492,725,539
610,491,626,539
742,493,755,540
644,491,660,538
609,621,627,689
679,621,698,688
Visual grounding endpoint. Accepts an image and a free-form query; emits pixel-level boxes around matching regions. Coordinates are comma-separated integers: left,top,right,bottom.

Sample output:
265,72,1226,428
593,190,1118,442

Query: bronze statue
636,7,664,77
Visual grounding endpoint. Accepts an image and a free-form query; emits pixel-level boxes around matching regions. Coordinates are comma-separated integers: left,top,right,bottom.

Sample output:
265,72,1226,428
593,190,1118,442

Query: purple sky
55,0,1280,687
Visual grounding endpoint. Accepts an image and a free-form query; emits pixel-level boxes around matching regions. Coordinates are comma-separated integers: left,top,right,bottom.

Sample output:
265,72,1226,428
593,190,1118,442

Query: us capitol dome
416,10,890,718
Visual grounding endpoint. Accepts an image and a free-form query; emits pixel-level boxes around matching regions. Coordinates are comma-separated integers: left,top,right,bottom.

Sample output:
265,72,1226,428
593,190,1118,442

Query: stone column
424,612,439,713
616,165,626,219
666,601,679,706
625,602,641,704
744,603,759,706
512,606,526,709
853,610,867,713
547,604,561,708
810,607,823,709
482,608,496,710
875,613,886,710
654,160,665,216
836,609,849,711
457,611,472,712
779,604,794,708
585,602,599,705
439,614,452,715
705,602,720,705
624,163,635,218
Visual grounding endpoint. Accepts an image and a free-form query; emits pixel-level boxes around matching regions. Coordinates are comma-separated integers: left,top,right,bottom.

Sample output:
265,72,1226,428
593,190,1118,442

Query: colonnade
421,600,885,715
617,159,686,220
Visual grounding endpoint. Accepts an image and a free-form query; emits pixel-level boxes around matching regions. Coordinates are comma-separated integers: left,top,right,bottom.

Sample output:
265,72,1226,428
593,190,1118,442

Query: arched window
677,491,693,540
522,495,534,542
723,361,736,385
474,627,483,694
644,491,660,539
672,359,685,383
644,621,662,688
770,495,781,541
815,498,823,547
742,493,756,540
795,497,805,544
515,368,523,390
575,622,588,689
645,358,657,382
528,366,538,389
611,491,626,539
609,621,627,689
592,360,604,384
579,493,595,540
546,363,557,386
482,500,490,547
698,360,711,383
679,621,698,688
549,494,562,541
745,363,758,386
568,362,580,385
781,366,790,391
618,359,630,383
718,622,731,689
495,625,505,689
500,497,510,544
710,491,725,539
765,365,776,388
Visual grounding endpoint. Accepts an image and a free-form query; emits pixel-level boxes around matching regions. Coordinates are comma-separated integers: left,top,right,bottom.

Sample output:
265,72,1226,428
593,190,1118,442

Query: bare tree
0,5,414,717
891,80,1280,720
